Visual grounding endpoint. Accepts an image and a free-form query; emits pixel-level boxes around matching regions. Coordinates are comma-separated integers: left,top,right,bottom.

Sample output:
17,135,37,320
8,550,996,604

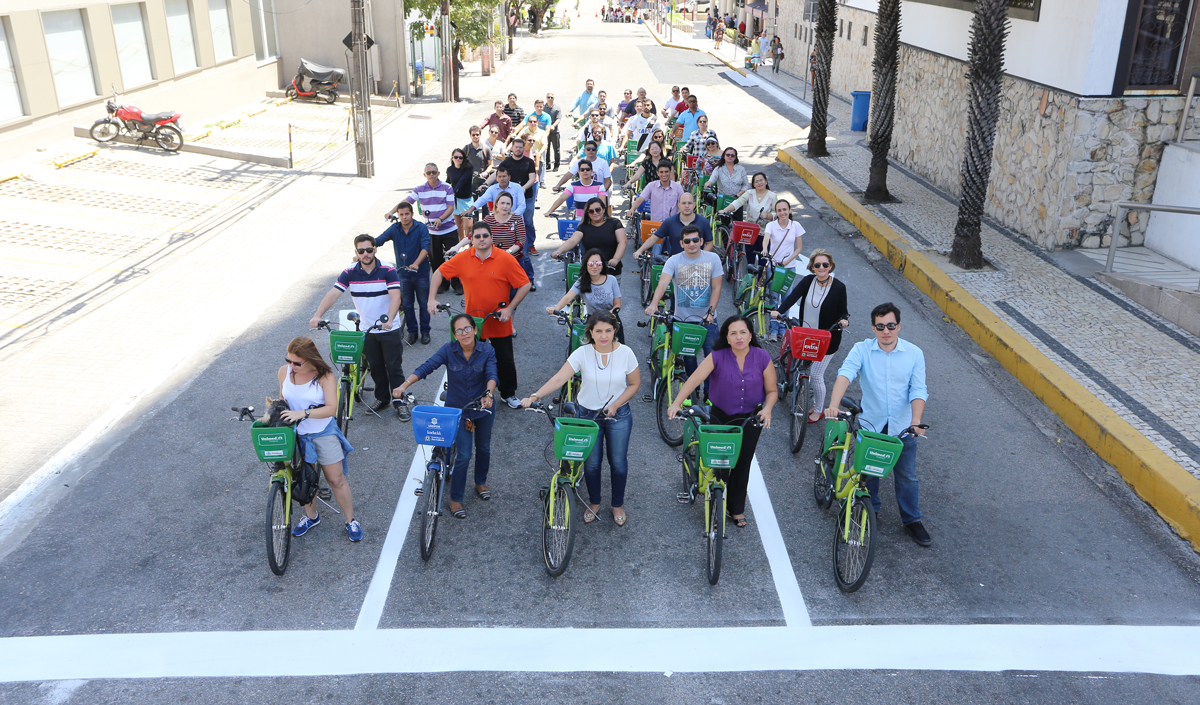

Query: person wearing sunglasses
644,224,724,384
446,147,475,242
772,249,848,422
464,126,491,188
676,95,707,142
617,88,633,114
543,159,606,219
660,86,681,119
393,313,497,519
703,146,748,207
374,202,432,346
279,336,361,541
543,93,563,171
682,115,717,158
554,141,613,193
825,302,931,547
546,248,625,339
485,126,507,176
391,163,460,296
309,234,406,419
551,197,627,275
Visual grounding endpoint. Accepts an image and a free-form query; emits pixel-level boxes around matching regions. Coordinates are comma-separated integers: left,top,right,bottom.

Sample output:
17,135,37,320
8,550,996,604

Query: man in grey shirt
644,224,723,378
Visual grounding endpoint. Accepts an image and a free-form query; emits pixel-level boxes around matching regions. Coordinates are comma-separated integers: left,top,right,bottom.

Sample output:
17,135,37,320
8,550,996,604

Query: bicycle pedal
362,385,374,392
642,394,654,403
676,492,692,504
318,488,332,501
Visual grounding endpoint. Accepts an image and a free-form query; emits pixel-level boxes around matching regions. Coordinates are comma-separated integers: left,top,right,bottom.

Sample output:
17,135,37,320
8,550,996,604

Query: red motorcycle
89,90,184,152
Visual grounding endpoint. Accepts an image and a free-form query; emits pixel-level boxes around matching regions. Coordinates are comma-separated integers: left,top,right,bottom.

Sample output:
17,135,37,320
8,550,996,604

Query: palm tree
806,0,838,157
949,0,1009,269
864,0,900,202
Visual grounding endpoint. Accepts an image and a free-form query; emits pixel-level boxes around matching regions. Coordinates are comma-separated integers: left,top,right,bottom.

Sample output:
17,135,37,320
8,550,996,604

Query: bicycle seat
560,401,578,417
745,264,761,275
839,397,862,415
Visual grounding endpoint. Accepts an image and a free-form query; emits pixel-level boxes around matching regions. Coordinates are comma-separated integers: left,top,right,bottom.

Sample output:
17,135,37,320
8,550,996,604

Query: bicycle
636,251,668,308
526,401,604,576
236,403,339,576
773,317,847,454
313,313,391,439
637,309,708,446
675,405,763,585
724,220,761,287
736,259,775,343
815,398,929,592
548,304,587,404
400,392,491,561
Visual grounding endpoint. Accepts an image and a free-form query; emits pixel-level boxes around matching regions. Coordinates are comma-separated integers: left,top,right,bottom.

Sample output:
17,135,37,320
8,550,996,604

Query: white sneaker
505,395,522,409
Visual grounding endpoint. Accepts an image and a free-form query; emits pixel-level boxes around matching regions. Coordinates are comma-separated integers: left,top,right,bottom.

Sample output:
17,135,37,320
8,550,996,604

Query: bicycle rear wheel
640,258,653,306
680,443,698,504
789,375,811,454
542,478,576,576
419,463,440,561
833,494,877,592
655,375,687,447
814,450,836,510
336,378,351,438
706,486,724,585
265,480,291,576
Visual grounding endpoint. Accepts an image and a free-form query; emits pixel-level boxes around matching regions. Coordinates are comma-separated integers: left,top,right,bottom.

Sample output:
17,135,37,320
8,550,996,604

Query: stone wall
776,3,875,99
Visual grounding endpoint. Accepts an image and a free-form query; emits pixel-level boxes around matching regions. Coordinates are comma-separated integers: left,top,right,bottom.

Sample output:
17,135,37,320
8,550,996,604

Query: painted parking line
747,457,811,627
3,624,1199,681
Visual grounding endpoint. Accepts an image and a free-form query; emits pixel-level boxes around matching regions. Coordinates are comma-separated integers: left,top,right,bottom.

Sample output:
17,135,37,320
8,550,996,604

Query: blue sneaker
346,519,363,542
293,513,320,537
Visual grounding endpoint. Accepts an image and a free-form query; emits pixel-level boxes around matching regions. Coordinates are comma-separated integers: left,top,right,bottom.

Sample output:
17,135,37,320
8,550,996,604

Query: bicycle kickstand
316,487,343,515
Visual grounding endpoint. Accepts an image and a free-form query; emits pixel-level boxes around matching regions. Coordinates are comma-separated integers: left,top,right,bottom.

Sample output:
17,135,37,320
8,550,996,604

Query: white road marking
354,372,448,630
747,457,811,627
3,625,1199,681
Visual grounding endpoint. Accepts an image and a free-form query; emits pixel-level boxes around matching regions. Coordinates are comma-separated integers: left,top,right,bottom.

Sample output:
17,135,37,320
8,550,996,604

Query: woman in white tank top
279,336,361,542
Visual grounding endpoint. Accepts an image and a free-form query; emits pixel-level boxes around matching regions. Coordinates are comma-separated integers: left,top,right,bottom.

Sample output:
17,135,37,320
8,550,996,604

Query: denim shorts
311,435,345,465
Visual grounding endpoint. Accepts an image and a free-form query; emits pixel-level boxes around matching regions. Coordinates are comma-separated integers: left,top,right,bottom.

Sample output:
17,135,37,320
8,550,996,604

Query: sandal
728,513,748,528
584,505,600,524
613,509,627,527
475,486,491,501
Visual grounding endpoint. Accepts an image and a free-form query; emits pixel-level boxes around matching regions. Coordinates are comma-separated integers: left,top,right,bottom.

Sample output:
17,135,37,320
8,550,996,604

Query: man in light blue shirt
826,302,931,547
676,95,707,141
466,166,526,215
570,79,599,118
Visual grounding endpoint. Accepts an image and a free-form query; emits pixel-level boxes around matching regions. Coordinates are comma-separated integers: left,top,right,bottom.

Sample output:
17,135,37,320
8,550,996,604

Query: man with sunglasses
463,126,491,187
644,224,723,382
374,202,432,345
554,141,612,193
543,159,605,219
309,234,406,419
633,191,711,259
392,163,459,296
826,302,931,547
676,95,707,141
544,93,563,171
428,222,531,409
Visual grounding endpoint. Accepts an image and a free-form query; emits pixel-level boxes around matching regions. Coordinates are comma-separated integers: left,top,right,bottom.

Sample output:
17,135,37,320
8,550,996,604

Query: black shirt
503,103,525,125
779,274,849,355
446,163,474,199
463,142,490,173
578,217,624,275
499,155,537,197
545,104,562,134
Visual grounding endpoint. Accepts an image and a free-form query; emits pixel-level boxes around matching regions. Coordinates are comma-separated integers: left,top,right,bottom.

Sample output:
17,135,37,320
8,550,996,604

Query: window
249,0,278,62
847,22,852,40
838,19,843,37
863,25,869,46
165,0,198,73
112,4,153,88
0,19,22,120
42,9,97,106
209,0,234,62
1125,0,1194,88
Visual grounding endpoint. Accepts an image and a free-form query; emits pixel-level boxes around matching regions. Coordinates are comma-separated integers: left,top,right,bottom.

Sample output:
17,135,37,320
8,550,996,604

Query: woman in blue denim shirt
521,311,641,526
393,314,498,519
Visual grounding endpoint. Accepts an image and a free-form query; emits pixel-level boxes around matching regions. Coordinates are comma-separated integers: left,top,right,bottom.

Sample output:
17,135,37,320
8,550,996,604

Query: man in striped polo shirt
398,163,460,296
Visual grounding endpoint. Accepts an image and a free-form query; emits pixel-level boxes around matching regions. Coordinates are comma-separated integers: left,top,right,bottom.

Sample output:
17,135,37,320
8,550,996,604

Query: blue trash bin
850,91,871,132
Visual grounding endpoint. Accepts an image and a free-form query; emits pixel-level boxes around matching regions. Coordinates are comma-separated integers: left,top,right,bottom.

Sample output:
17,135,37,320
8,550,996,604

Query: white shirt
569,156,612,182
568,343,638,410
282,372,333,435
625,113,657,141
763,219,806,266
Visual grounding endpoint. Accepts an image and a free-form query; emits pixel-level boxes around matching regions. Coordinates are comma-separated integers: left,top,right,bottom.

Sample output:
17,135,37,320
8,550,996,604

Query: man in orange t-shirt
429,221,531,408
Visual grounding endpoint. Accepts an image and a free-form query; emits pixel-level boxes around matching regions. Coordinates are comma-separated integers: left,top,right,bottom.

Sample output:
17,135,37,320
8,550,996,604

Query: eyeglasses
585,147,596,152
489,129,499,134
472,232,491,239
812,262,832,269
357,247,375,254
453,326,476,336
873,323,899,331
452,155,463,160
425,171,438,175
587,207,604,214
284,357,304,367
681,237,701,244
724,152,736,158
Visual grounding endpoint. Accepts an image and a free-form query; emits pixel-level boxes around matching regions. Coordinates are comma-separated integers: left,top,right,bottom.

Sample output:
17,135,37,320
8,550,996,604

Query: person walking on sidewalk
391,163,460,296
309,235,406,419
825,302,931,547
375,202,431,345
772,36,784,73
715,19,726,49
429,221,532,409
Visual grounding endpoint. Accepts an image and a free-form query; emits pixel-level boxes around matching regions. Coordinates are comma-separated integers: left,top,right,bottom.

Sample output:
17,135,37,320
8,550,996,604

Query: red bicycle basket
788,327,831,361
686,155,699,169
730,221,760,245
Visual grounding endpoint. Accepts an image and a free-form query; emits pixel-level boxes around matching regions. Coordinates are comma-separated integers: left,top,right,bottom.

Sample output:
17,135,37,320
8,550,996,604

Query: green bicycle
816,398,929,592
675,405,762,584
638,309,708,446
314,312,391,439
548,303,587,404
527,402,603,576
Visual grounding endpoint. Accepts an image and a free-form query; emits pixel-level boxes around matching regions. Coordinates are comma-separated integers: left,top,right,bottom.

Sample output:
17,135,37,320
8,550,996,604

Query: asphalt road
1,11,1199,704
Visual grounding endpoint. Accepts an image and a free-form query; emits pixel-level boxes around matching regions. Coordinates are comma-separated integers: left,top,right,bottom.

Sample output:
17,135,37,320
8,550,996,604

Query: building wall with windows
0,0,284,160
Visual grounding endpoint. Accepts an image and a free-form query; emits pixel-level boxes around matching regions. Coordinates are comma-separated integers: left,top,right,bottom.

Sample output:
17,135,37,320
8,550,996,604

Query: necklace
809,277,831,310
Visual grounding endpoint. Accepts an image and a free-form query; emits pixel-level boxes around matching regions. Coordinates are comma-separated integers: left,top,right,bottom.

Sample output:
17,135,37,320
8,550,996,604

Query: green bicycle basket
698,424,742,469
251,421,295,463
671,321,709,356
769,266,798,294
553,416,599,461
328,330,365,365
650,264,674,297
716,194,738,211
854,430,905,478
569,319,586,352
566,262,582,290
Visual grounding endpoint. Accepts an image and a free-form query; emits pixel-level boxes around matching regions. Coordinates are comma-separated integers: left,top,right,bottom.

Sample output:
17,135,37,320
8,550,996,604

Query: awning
747,1,767,18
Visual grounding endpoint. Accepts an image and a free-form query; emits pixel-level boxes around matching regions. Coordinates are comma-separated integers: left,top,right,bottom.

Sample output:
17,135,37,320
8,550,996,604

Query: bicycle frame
823,416,870,543
682,415,726,537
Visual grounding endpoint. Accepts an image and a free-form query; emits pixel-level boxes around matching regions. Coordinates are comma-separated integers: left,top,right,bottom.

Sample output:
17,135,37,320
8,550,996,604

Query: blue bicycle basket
637,199,651,215
557,218,580,241
411,406,463,447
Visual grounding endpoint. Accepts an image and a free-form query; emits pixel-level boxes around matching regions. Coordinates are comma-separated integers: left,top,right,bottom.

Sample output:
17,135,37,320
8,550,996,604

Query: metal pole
395,0,410,100
288,123,293,169
440,0,452,103
1177,74,1197,143
350,0,374,177
1103,205,1125,273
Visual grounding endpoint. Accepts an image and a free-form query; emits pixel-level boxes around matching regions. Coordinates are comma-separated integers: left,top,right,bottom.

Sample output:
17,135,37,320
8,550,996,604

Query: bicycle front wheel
706,486,724,585
656,375,686,447
833,495,877,593
640,259,653,306
542,480,576,576
814,450,836,511
336,378,351,438
265,480,291,576
790,375,811,454
419,463,440,561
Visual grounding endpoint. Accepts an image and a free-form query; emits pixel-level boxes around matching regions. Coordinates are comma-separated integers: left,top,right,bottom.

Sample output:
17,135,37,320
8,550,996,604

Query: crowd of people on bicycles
272,77,931,550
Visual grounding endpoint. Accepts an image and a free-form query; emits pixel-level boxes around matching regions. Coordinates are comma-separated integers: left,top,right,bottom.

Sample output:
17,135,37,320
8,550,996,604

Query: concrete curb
777,145,1200,553
644,23,748,77
72,126,291,168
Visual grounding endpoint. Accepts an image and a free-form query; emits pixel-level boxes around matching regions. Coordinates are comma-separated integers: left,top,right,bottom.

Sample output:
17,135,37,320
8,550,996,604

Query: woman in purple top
668,315,777,527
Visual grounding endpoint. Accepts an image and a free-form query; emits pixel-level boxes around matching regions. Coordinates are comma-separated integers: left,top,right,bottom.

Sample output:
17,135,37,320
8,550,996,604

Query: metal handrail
1104,201,1200,291
1178,73,1199,143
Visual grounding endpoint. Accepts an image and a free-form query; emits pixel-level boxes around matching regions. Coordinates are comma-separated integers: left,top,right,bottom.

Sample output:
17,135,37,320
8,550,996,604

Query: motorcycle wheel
155,125,183,152
286,87,298,99
320,90,338,105
90,120,119,143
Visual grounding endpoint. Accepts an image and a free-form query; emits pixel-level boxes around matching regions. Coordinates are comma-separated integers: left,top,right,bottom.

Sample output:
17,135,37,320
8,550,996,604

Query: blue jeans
398,269,431,335
577,404,633,507
450,411,495,502
682,322,719,395
519,252,534,280
865,435,921,524
523,183,538,250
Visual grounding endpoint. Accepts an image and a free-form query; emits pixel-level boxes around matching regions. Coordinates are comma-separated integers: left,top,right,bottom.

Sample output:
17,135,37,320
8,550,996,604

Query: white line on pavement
747,457,812,627
354,372,447,630
4,625,1199,681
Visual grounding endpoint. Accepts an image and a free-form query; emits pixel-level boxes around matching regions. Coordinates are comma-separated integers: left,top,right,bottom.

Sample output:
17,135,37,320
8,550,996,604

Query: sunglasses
284,357,304,367
681,237,701,244
588,207,604,214
578,167,593,172
357,247,375,254
587,260,604,267
425,171,438,175
812,262,831,269
724,152,736,158
472,232,491,239
452,155,463,159
453,326,476,335
586,147,597,152
873,323,899,331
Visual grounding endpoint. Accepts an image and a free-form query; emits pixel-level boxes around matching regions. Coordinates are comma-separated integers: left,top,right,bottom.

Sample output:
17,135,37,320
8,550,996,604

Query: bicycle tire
790,376,811,454
656,375,686,447
724,243,738,282
542,479,575,576
336,378,351,438
419,463,440,561
814,449,836,511
833,495,877,592
265,480,291,576
681,443,698,504
640,259,653,306
733,254,749,301
706,486,724,585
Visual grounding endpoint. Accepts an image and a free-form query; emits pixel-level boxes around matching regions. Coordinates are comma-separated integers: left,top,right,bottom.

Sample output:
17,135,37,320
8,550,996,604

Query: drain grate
0,221,157,257
0,180,210,218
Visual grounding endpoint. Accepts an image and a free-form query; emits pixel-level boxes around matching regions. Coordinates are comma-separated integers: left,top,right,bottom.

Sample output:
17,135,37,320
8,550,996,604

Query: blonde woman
773,249,849,422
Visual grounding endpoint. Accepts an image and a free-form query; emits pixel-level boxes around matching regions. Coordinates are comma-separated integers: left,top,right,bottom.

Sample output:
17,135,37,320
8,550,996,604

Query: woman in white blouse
763,199,806,338
521,311,641,526
719,172,776,225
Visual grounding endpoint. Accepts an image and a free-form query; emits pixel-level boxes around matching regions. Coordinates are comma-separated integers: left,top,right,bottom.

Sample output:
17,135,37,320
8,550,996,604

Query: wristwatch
484,390,494,398
530,392,540,401
304,409,310,419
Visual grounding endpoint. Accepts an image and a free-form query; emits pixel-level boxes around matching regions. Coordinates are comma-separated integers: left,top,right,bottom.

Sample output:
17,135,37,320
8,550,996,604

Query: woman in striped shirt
476,191,526,258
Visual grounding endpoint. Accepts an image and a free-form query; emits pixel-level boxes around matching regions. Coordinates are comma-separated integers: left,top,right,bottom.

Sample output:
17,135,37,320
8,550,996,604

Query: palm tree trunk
864,0,901,202
806,0,838,157
949,0,1009,270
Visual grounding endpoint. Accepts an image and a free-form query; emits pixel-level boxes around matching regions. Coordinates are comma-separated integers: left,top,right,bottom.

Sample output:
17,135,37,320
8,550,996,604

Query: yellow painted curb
54,149,98,169
0,173,21,184
778,146,1200,553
